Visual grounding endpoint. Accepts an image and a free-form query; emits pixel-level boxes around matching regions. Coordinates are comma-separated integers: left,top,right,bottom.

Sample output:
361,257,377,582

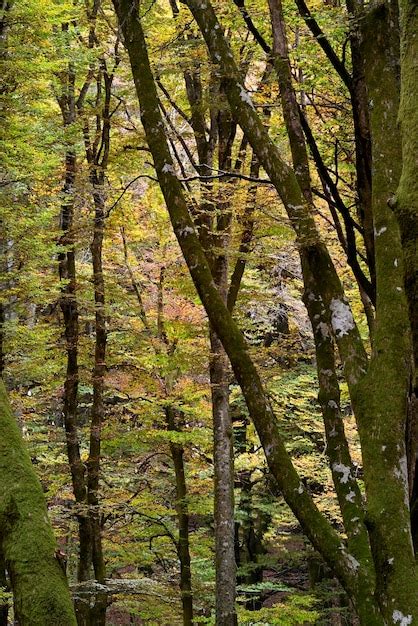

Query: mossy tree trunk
397,0,418,549
112,0,418,622
267,0,371,565
0,381,77,625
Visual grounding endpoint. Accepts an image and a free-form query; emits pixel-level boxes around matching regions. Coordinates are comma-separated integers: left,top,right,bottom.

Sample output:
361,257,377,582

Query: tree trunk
0,381,77,625
175,40,238,621
56,63,95,623
397,0,418,549
84,177,108,626
208,104,238,626
209,330,237,626
165,407,194,626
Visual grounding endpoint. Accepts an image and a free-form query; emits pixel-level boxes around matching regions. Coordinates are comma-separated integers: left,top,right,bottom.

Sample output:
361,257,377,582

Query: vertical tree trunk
208,106,238,626
87,182,107,625
56,57,96,617
346,0,375,289
58,146,93,582
165,407,194,626
156,265,194,625
397,0,418,550
172,30,238,618
209,329,237,626
80,53,115,624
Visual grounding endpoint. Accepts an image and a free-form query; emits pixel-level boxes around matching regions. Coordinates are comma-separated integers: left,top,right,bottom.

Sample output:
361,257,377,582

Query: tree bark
397,0,418,549
165,407,193,626
209,329,237,626
86,180,107,625
56,60,95,611
0,381,77,625
171,25,238,619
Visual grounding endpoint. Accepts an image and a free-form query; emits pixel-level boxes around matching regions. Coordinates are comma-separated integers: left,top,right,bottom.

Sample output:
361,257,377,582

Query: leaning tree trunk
0,381,77,625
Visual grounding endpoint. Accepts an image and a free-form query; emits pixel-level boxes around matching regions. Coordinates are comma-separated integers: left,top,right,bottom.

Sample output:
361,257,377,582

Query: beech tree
0,382,77,625
112,0,417,624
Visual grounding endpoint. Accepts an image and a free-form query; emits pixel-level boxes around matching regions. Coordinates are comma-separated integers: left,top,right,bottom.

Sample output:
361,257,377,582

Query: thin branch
157,79,191,126
232,0,271,54
180,166,273,185
292,0,352,89
105,174,159,218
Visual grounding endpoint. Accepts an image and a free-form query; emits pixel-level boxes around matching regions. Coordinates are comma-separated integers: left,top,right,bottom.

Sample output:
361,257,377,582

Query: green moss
0,381,76,625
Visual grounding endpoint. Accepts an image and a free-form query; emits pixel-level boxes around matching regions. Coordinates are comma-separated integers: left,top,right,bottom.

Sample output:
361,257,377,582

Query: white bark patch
394,258,399,267
162,163,175,174
374,225,387,237
392,610,412,625
318,322,331,339
238,84,254,109
346,490,356,503
264,444,273,457
332,463,351,484
346,554,360,570
330,299,355,337
178,226,195,238
394,455,410,508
